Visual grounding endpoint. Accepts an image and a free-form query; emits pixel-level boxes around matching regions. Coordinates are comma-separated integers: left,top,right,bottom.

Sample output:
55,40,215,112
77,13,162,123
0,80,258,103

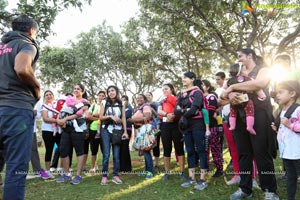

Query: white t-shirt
215,87,230,117
101,100,123,133
33,99,42,133
41,102,56,132
277,106,300,159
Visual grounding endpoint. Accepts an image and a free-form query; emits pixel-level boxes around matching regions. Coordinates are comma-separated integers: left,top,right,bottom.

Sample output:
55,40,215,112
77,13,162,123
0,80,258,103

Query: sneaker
264,190,279,200
226,175,241,185
181,177,196,188
163,173,170,181
50,167,56,173
230,188,252,200
70,175,82,185
40,169,50,180
46,171,55,179
56,174,71,183
179,172,186,181
101,177,108,185
212,170,224,178
112,176,123,184
34,172,41,178
56,167,64,174
194,180,208,190
145,171,153,180
252,179,259,188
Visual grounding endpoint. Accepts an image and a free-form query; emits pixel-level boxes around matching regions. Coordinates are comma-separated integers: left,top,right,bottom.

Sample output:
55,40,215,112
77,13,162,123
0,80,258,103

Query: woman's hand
271,122,278,132
281,117,290,128
228,92,244,105
122,132,129,140
111,115,122,124
57,118,66,127
166,113,175,122
221,86,233,100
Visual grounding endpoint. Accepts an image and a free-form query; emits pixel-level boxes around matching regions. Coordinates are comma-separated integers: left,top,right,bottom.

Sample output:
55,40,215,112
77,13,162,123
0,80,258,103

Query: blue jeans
183,129,208,169
101,128,120,177
143,151,153,173
0,106,34,200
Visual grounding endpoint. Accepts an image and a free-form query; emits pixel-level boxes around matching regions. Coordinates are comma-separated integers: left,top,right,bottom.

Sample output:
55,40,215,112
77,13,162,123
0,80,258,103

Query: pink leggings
223,121,257,178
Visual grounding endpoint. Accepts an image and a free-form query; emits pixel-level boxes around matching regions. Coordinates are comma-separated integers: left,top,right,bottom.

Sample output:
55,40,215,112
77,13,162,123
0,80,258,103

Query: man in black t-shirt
0,14,40,200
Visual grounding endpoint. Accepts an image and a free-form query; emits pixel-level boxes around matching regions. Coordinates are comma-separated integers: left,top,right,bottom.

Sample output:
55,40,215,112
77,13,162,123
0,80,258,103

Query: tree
0,0,92,40
137,0,300,75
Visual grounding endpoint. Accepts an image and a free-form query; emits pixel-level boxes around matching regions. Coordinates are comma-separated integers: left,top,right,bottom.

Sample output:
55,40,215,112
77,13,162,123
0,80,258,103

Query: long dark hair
163,83,176,96
239,48,265,67
202,79,215,94
183,71,204,92
106,85,122,105
76,83,88,99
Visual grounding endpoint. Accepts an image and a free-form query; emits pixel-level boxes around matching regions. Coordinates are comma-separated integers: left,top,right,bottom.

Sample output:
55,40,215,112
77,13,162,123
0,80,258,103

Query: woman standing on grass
99,85,128,185
55,83,89,185
86,91,106,173
222,48,279,200
174,71,208,191
41,90,60,179
157,83,185,181
128,94,154,179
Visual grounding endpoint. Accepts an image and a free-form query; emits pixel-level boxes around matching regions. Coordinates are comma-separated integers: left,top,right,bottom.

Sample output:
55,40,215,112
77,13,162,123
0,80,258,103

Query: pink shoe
40,169,50,180
101,177,108,185
112,176,123,184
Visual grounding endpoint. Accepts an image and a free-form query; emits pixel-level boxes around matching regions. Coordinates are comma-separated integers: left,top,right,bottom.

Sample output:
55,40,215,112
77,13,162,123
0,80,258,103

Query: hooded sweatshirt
0,31,40,110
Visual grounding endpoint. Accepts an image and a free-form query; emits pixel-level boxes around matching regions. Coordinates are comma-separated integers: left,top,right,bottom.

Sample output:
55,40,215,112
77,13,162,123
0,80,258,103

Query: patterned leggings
208,127,223,171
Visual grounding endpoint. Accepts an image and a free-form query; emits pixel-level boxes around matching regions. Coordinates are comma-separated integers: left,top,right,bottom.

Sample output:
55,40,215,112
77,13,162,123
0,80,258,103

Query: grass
1,146,299,200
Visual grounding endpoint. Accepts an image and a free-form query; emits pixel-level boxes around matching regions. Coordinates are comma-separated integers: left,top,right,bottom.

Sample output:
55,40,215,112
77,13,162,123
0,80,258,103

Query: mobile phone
239,93,249,102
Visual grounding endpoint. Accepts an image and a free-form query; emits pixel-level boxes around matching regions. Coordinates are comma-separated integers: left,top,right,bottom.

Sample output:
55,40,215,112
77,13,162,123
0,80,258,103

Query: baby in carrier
225,63,266,135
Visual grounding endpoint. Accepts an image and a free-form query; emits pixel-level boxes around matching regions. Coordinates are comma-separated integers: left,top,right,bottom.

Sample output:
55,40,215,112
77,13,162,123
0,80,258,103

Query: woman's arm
99,104,113,121
42,110,57,123
223,68,270,97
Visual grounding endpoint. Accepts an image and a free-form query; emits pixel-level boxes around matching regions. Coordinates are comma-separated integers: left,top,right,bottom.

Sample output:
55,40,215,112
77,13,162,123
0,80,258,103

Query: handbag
111,129,123,145
133,124,159,151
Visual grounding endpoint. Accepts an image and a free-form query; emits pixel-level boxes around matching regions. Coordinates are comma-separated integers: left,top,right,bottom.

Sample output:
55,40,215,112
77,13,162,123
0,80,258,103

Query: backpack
188,88,208,119
274,103,300,130
102,100,123,128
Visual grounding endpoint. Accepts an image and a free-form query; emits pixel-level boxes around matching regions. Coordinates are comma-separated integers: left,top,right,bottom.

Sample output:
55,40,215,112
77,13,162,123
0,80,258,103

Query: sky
8,0,140,47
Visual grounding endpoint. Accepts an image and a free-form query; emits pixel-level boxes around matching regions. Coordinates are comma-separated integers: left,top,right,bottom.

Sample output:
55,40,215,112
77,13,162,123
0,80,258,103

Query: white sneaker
56,167,64,174
46,171,55,179
264,190,279,200
50,168,56,173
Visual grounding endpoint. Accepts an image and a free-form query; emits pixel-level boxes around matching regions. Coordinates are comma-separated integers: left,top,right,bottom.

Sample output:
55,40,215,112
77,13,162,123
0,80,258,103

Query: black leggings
89,130,103,156
42,131,61,162
60,126,85,158
283,159,300,200
83,132,90,155
152,131,161,157
160,123,184,157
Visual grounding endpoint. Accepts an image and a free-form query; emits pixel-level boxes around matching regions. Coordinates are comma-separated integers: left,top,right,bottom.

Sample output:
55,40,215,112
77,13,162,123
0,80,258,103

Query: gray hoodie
0,31,40,110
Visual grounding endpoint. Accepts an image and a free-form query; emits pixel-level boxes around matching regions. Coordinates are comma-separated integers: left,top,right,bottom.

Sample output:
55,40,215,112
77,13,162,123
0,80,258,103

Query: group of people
0,14,299,200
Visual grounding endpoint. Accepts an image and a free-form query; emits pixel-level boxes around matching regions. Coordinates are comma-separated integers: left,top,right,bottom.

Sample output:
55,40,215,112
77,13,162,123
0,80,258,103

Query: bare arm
224,68,270,96
42,110,57,123
14,52,40,99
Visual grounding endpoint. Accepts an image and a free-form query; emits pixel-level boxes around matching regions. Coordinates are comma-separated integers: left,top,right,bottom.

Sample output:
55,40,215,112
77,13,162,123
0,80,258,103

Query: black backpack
274,103,300,130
